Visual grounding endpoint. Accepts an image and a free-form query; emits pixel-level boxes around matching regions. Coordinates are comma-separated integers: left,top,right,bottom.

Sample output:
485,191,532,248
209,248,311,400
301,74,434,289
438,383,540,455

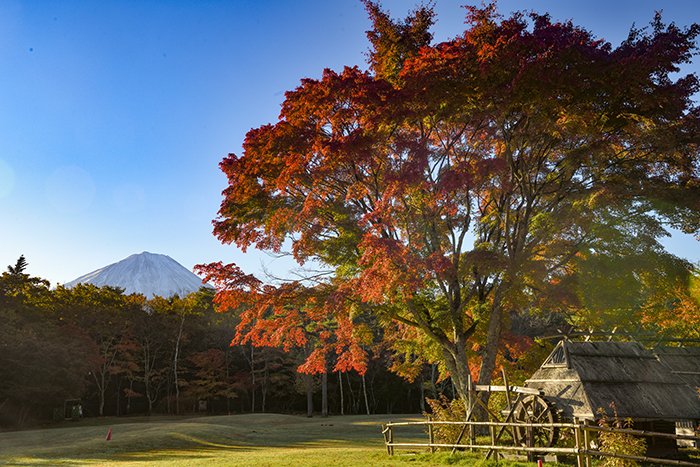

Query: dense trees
0,259,91,424
0,257,424,427
203,1,700,405
53,284,136,416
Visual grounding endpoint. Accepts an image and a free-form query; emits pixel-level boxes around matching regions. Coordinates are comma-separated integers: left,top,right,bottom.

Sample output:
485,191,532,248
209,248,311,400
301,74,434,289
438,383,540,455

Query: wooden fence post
428,416,435,453
467,374,475,452
388,422,394,455
574,420,584,467
382,424,390,455
583,423,591,467
526,423,534,462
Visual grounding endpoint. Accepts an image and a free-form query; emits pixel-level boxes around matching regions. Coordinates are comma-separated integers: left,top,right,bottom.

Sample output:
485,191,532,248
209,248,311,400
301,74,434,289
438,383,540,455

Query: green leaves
363,0,435,84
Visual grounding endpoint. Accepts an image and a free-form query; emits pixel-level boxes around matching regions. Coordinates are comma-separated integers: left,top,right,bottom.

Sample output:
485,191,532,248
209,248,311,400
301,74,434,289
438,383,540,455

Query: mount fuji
65,252,210,298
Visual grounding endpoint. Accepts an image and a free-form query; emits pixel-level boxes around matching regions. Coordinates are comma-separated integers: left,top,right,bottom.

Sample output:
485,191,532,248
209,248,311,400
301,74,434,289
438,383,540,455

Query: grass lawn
0,413,554,466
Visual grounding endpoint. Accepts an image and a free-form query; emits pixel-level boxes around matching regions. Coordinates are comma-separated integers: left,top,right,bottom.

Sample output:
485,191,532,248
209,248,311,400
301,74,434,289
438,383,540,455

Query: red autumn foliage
201,2,700,403
195,262,370,376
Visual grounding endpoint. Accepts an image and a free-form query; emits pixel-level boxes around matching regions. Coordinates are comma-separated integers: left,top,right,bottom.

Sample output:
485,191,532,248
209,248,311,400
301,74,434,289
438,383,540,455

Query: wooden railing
381,419,700,467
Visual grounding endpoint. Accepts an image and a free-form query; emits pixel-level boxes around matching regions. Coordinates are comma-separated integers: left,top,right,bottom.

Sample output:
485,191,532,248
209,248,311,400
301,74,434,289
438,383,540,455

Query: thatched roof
525,340,700,421
655,346,700,389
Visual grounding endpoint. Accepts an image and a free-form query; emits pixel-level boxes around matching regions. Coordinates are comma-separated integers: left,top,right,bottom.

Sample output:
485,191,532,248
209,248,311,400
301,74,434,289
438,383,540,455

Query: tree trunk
250,346,256,413
261,360,268,413
142,341,159,416
143,359,152,415
346,372,357,414
474,300,504,420
92,357,114,416
144,349,151,414
338,371,344,415
477,301,503,387
116,376,121,416
305,373,313,417
225,348,232,414
361,374,370,415
321,371,328,417
440,335,472,403
17,405,30,427
419,376,425,413
173,314,185,415
166,373,171,414
145,365,152,415
98,372,106,416
126,379,134,414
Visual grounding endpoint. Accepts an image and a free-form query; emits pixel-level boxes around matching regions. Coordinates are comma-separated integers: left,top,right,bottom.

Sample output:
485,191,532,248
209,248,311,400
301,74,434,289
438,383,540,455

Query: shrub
425,395,467,445
596,403,646,467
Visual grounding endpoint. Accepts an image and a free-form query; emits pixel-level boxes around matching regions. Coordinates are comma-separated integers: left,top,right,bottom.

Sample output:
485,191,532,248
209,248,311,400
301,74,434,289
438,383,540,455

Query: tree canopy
201,3,700,402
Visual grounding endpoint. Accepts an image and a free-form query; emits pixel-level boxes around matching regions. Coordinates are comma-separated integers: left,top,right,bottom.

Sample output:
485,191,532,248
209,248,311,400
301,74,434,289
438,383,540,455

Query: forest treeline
3,253,696,429
0,256,474,428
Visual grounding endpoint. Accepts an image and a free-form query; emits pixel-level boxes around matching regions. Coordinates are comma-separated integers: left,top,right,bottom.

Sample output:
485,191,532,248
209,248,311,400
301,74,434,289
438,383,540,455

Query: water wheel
512,394,559,448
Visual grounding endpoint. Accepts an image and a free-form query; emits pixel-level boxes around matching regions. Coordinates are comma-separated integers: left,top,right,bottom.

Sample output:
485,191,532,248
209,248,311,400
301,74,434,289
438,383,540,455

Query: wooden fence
381,419,700,466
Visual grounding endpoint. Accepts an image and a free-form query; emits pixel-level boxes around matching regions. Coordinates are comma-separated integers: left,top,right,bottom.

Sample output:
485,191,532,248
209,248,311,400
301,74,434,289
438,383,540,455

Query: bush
596,403,646,467
424,395,467,445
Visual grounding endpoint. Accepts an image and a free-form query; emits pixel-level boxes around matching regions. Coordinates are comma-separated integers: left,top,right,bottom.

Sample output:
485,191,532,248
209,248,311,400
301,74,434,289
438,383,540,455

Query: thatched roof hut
525,340,700,422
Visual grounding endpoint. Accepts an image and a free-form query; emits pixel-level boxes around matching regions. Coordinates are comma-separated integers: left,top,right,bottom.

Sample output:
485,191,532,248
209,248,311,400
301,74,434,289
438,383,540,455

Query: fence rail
381,419,700,467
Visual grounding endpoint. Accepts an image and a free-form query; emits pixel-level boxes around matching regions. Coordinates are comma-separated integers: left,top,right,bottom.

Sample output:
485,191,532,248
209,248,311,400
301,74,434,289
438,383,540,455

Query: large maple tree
201,3,700,402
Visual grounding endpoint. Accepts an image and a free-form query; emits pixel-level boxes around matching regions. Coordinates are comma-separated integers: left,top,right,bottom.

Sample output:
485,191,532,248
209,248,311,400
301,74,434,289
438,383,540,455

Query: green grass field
0,413,549,466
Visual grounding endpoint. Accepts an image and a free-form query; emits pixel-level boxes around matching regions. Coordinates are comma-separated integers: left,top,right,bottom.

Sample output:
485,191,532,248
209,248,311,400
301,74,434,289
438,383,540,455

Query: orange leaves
345,181,371,202
208,2,700,393
281,66,391,131
297,348,327,375
356,235,428,303
333,315,370,375
194,262,262,312
214,65,394,260
640,283,700,338
334,342,368,375
296,314,369,376
201,270,372,376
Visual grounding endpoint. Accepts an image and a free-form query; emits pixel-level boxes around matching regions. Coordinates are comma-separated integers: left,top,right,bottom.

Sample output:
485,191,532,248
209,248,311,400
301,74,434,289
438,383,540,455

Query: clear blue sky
0,0,698,285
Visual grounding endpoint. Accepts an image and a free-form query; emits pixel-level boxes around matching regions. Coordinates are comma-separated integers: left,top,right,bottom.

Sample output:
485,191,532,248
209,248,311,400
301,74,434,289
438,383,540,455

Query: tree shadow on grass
5,449,230,466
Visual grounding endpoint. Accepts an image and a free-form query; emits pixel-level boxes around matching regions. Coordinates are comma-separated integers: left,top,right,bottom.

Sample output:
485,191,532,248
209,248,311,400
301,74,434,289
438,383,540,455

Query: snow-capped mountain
65,252,210,298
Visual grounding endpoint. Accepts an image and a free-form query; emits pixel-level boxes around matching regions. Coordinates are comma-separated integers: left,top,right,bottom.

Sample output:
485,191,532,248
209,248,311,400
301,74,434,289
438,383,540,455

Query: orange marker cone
105,427,112,441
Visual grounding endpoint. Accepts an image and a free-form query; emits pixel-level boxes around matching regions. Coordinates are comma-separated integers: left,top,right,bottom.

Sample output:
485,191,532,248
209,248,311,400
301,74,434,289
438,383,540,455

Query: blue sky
0,0,698,285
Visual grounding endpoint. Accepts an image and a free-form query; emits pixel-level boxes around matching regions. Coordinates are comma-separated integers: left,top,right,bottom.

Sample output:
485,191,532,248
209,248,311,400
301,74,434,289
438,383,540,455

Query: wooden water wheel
512,394,559,448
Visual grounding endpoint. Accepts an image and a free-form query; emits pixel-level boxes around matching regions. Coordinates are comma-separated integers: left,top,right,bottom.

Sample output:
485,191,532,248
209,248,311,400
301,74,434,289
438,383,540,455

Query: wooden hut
524,340,700,448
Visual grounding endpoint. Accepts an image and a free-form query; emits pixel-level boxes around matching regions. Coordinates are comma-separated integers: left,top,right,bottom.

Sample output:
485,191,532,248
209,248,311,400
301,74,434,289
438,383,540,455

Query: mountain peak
65,252,209,298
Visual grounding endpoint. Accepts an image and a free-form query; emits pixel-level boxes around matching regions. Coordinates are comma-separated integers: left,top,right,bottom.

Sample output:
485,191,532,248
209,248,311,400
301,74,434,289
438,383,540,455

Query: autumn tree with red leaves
198,263,371,416
200,3,700,404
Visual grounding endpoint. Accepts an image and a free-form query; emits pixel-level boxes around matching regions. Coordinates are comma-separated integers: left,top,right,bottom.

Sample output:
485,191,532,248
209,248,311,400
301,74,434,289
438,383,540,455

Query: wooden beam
389,441,579,454
474,384,541,395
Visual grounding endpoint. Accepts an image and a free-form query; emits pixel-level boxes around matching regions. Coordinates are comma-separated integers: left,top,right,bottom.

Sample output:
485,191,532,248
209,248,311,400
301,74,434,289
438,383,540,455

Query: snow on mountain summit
65,252,210,298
